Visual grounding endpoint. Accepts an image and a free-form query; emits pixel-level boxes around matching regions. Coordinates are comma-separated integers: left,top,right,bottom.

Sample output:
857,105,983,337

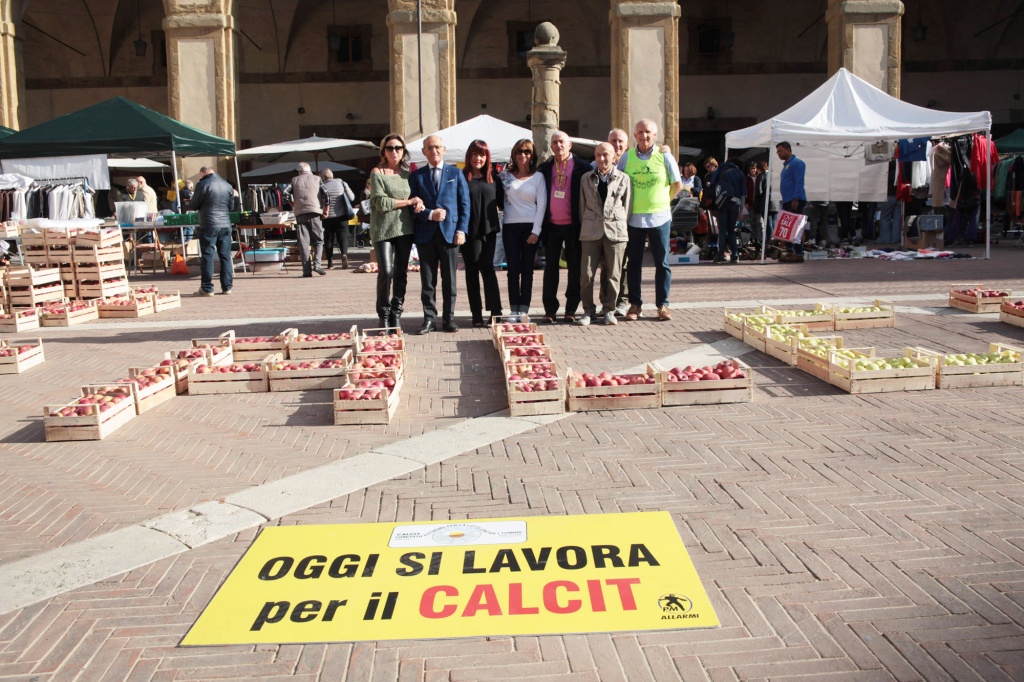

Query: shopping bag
772,210,807,243
170,254,189,275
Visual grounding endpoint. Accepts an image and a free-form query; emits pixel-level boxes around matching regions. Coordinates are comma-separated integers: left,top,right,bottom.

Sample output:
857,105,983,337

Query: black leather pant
374,234,413,319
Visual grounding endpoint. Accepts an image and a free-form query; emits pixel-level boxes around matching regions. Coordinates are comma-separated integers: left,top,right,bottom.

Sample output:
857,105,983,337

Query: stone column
0,0,25,129
163,0,238,178
826,0,904,97
609,1,681,155
386,0,457,140
527,23,567,163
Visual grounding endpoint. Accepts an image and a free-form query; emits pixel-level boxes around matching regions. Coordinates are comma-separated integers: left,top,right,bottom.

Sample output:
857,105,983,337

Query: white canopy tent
235,135,378,165
407,115,603,165
241,161,356,178
725,68,993,259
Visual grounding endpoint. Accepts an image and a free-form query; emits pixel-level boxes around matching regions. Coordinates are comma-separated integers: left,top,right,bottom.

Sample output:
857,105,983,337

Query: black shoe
418,320,435,335
314,266,326,276
326,263,333,269
472,317,486,327
387,311,400,328
302,273,313,278
442,319,459,333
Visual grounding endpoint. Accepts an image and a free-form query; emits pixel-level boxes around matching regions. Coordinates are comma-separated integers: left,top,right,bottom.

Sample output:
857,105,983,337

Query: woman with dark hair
369,133,424,328
498,138,546,321
462,140,503,326
681,163,703,198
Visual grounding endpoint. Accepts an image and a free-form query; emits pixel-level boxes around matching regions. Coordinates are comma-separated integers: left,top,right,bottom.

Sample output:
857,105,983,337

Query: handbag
335,188,357,221
694,209,709,235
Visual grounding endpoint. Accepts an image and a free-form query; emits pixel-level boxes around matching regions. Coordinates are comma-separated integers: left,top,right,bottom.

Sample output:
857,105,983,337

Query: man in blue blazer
409,135,470,334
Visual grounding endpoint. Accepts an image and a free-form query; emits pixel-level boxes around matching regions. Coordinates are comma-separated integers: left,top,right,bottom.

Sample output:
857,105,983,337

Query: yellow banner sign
182,511,718,645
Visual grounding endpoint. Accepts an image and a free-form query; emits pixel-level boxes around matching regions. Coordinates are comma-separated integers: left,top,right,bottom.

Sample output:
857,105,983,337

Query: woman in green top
370,133,424,328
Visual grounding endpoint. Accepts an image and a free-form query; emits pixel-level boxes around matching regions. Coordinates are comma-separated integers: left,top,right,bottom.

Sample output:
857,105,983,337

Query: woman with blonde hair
369,133,424,328
497,138,546,321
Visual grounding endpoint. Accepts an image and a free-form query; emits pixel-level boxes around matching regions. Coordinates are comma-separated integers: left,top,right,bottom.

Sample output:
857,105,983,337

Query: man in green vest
617,119,684,321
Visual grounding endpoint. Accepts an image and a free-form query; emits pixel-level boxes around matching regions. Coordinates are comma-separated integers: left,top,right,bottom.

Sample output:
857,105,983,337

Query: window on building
508,21,540,65
328,25,371,70
152,30,167,75
686,18,733,64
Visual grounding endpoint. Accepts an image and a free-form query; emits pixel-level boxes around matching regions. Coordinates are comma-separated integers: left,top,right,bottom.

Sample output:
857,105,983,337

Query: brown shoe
625,305,641,321
341,255,349,269
658,305,672,321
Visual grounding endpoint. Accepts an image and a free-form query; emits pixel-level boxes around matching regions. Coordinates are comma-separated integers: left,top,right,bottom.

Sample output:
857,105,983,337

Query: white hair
296,161,311,173
635,119,658,135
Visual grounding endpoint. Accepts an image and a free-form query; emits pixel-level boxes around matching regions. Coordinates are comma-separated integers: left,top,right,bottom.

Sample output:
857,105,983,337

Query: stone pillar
386,0,457,140
163,0,238,178
609,1,681,155
527,23,567,163
826,0,904,97
0,0,25,129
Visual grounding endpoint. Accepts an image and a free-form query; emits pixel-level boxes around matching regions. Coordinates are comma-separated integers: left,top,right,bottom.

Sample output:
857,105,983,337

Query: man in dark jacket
709,156,747,263
189,166,235,296
538,131,590,323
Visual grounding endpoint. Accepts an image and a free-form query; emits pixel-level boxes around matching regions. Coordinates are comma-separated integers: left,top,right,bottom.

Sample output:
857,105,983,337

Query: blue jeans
626,221,671,309
877,197,900,243
199,227,233,293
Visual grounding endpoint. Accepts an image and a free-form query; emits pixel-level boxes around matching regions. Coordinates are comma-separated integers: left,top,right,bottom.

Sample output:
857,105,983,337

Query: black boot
387,310,400,328
378,316,388,329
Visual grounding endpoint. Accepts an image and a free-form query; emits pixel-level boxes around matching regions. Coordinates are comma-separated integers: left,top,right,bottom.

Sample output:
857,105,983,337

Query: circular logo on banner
658,594,693,613
430,524,484,545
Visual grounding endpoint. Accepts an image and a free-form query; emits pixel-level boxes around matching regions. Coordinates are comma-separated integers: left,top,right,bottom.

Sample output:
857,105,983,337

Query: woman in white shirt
498,138,547,320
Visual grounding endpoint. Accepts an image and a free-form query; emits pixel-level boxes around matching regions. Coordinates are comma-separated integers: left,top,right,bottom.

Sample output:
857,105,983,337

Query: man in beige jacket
577,142,632,326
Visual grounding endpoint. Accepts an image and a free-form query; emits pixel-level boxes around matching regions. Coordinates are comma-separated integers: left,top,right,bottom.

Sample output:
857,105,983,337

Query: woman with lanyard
498,139,546,322
462,140,503,326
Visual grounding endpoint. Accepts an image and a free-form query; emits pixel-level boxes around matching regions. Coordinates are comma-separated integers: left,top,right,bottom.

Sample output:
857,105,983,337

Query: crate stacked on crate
948,284,1011,314
999,299,1024,329
656,359,753,406
334,327,406,424
5,265,64,306
18,228,48,266
0,337,44,374
493,318,567,416
43,227,79,299
39,298,99,327
44,383,138,441
913,344,1024,389
832,300,896,330
70,227,129,300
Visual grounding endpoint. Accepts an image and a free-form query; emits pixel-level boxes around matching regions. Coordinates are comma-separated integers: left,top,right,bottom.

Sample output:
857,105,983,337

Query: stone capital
163,13,234,31
526,48,567,71
826,0,904,20
386,10,457,26
611,2,681,19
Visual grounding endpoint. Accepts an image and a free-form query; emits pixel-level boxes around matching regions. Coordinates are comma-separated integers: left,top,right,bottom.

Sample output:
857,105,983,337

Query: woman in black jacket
462,139,503,326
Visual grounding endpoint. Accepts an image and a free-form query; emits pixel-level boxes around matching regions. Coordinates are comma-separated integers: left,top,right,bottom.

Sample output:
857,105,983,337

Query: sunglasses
384,145,405,152
515,150,533,156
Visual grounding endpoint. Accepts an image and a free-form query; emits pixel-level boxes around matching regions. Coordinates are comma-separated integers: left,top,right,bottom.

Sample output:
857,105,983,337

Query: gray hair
126,178,138,188
608,128,628,140
320,168,334,179
635,119,658,135
296,161,311,173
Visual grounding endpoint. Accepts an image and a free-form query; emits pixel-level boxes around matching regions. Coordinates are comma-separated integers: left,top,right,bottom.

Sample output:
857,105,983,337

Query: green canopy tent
996,129,1024,155
0,97,236,211
0,125,14,139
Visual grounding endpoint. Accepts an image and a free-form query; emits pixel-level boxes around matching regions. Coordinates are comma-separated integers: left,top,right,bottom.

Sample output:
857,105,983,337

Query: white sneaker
604,312,618,325
577,314,591,326
615,302,629,317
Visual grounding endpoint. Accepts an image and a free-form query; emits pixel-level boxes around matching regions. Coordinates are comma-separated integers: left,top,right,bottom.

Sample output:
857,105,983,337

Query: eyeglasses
384,145,404,152
515,150,533,156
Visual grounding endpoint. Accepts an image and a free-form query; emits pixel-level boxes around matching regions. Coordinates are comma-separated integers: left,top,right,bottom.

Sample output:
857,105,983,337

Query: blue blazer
408,164,471,244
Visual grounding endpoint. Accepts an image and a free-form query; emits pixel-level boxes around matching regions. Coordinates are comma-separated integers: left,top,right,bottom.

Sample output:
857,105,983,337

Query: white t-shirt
499,170,547,236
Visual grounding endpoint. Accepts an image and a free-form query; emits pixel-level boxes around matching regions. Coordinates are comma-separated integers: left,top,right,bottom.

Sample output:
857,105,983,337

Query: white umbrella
235,134,378,166
242,161,357,178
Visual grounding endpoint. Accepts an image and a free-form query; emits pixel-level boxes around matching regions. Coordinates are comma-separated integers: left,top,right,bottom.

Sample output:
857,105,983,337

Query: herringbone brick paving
1,247,1024,679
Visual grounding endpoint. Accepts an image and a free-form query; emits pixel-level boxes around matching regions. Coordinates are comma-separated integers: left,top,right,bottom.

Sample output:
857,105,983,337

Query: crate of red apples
333,371,404,425
98,292,155,318
566,366,661,411
289,326,356,359
153,290,182,312
355,327,405,355
1000,299,1024,329
188,357,273,394
268,354,353,392
191,331,234,366
948,284,1011,314
492,317,536,348
0,307,40,333
505,359,566,416
232,328,297,361
39,298,99,327
117,366,177,414
0,337,45,374
44,383,137,441
161,351,202,394
657,359,753,406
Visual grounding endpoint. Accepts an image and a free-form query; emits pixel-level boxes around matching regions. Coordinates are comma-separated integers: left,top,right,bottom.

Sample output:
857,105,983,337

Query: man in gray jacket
292,162,329,276
189,166,235,296
577,142,631,326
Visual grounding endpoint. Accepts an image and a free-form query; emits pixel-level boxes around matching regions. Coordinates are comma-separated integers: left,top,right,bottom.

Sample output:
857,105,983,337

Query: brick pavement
1,247,1024,679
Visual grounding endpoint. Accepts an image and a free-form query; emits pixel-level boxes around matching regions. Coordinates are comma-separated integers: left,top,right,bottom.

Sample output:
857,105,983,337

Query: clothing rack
34,177,87,185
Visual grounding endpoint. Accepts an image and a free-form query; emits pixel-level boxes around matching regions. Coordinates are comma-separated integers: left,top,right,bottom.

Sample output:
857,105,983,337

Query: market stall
725,68,993,261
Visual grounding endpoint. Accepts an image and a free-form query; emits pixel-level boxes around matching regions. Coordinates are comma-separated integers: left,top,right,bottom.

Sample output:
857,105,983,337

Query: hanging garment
930,142,951,209
970,133,997,190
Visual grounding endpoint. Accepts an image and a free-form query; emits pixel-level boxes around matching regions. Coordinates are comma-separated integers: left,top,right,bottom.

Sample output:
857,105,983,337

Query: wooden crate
40,299,99,327
0,222,18,239
18,230,46,250
508,378,566,416
742,320,772,353
770,303,836,331
121,366,177,414
97,294,155,318
761,324,810,366
833,299,896,330
73,245,124,264
154,291,182,312
22,248,50,265
43,384,137,441
0,337,44,374
187,361,269,394
42,226,77,249
75,262,127,282
657,359,754,406
333,379,402,425
491,315,534,348
356,327,406,354
915,343,1024,389
233,328,298,361
502,344,553,362
192,331,235,365
353,350,405,378
504,358,559,379
77,277,130,300
163,350,211,394
497,331,546,355
999,302,1024,329
795,335,845,382
722,306,775,340
289,325,357,359
74,227,123,249
58,263,77,299
268,354,353,392
948,284,1010,314
828,348,936,394
0,308,40,333
7,282,65,306
566,365,661,412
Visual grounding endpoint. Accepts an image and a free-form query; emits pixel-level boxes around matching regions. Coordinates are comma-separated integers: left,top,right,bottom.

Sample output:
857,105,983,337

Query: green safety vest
623,148,671,214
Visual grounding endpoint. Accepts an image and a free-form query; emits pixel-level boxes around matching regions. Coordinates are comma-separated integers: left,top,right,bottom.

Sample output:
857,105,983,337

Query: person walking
709,156,746,263
408,135,469,334
370,134,423,328
498,138,546,323
538,131,589,324
461,140,503,326
320,168,355,269
291,162,329,277
189,166,235,297
618,119,683,321
776,141,807,258
578,142,631,326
